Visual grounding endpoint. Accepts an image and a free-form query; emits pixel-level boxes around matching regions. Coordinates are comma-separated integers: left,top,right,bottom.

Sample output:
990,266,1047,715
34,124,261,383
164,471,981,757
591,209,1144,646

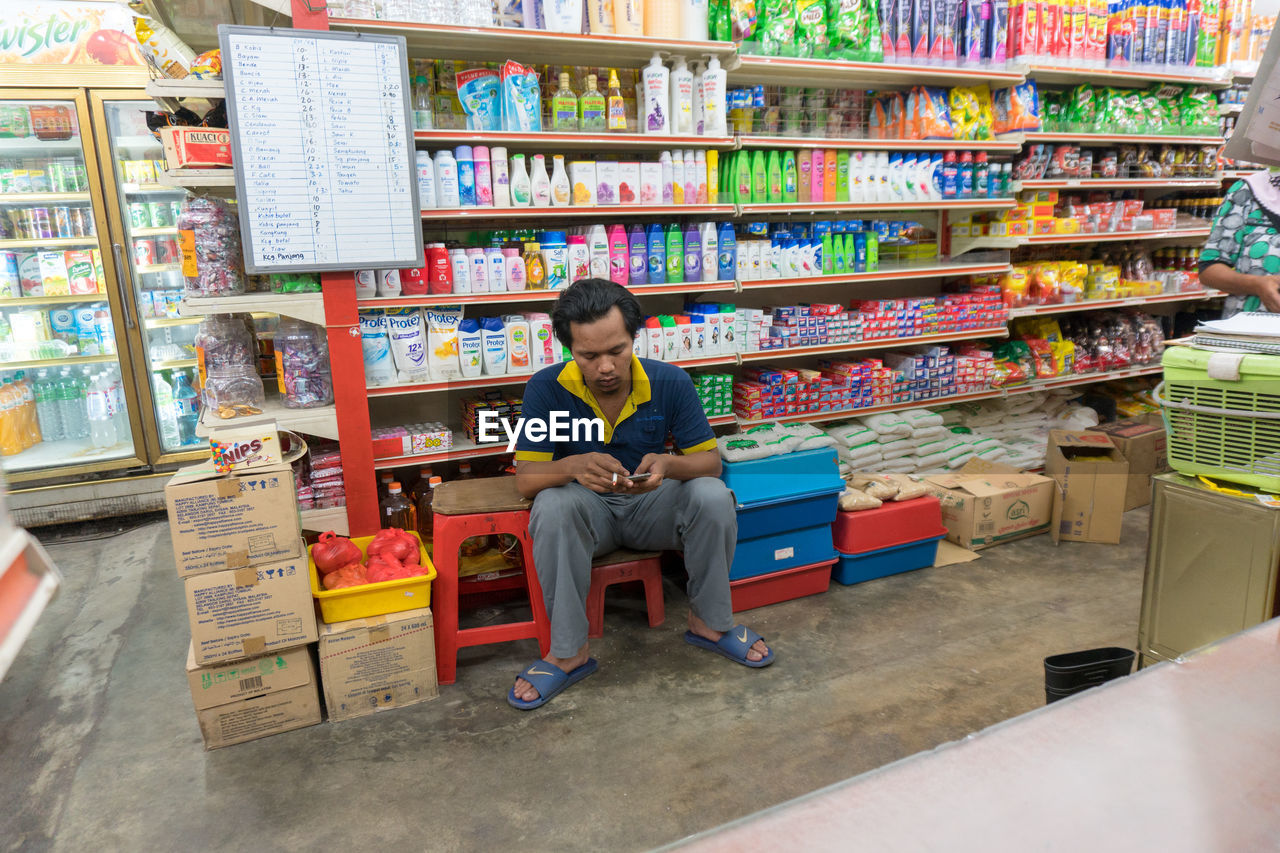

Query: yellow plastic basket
308,531,436,623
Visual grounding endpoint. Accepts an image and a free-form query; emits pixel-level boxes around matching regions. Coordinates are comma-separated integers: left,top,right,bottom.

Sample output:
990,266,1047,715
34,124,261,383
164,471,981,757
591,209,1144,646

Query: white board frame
218,24,423,274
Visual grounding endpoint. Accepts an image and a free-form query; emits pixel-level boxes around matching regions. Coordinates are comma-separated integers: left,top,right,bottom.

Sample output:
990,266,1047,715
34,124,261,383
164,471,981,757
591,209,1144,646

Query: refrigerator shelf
145,311,272,329
0,354,120,371
0,137,83,153
151,358,197,369
1,435,135,474
0,192,91,204
120,183,175,195
0,295,103,307
131,227,177,237
0,236,99,250
196,394,338,441
159,168,235,189
136,263,181,275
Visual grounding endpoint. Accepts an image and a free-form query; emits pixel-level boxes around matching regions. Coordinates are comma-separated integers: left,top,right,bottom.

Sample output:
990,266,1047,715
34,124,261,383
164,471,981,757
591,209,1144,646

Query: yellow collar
556,355,651,442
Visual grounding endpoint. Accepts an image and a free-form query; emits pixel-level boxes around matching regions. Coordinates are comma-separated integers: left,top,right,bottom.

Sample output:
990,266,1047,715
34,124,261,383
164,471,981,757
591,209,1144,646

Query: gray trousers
529,477,737,657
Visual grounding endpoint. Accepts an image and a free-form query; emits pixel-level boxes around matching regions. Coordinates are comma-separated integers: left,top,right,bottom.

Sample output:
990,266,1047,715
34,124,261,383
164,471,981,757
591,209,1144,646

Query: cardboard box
318,608,438,721
1086,413,1167,510
186,551,318,665
1046,430,1130,544
923,459,1056,550
165,462,301,578
160,126,233,169
186,644,321,749
207,423,284,474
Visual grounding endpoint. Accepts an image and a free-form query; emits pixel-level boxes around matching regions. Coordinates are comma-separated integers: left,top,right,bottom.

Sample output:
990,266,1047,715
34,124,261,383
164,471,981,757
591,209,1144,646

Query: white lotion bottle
691,62,705,136
641,53,670,135
530,154,552,208
544,0,585,32
434,150,460,208
681,0,709,40
670,56,694,136
509,153,532,207
415,151,436,210
699,56,727,136
490,147,511,207
550,154,571,207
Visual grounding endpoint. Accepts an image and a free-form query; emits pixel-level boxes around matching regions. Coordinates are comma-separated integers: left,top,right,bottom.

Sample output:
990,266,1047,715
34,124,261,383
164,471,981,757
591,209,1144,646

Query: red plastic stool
431,477,550,685
586,549,665,639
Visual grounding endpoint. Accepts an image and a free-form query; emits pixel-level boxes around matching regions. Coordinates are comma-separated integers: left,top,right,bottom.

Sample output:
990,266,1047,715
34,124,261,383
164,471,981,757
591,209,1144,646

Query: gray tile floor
0,509,1149,852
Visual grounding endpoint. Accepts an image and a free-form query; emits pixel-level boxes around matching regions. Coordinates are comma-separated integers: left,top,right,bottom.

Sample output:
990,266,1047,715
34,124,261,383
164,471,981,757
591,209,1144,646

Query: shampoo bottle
672,149,686,204
734,150,751,203
836,151,850,201
824,150,838,202
641,53,670,135
646,223,666,284
750,149,766,203
587,223,610,278
683,223,702,280
811,151,825,203
797,150,812,203
716,222,736,280
608,223,630,285
683,149,697,205
694,149,708,204
691,62,705,135
628,224,647,285
530,154,552,207
660,150,675,204
699,221,717,281
665,222,684,283
491,146,511,207
509,153,531,207
782,149,798,203
766,149,782,203
706,149,719,202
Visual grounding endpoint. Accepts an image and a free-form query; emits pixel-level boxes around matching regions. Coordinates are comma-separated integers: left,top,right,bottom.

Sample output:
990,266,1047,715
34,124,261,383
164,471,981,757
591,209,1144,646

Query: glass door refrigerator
0,89,148,486
89,93,205,466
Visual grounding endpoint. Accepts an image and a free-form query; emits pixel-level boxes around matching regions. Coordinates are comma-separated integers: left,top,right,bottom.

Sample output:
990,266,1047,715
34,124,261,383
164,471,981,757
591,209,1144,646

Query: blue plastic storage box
735,488,845,540
730,524,837,581
720,447,844,507
831,535,944,586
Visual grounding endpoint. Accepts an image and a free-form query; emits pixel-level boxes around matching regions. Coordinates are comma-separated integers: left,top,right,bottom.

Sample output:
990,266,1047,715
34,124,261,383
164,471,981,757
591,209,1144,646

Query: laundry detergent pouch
456,68,502,132
501,61,542,132
359,310,395,386
794,0,831,56
385,307,430,383
425,306,464,380
760,0,797,55
912,86,954,140
949,85,994,140
992,80,1041,134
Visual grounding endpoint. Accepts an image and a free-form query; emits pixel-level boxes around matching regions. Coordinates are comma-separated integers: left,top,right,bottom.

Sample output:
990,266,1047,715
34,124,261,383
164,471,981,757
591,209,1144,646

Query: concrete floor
1,509,1149,852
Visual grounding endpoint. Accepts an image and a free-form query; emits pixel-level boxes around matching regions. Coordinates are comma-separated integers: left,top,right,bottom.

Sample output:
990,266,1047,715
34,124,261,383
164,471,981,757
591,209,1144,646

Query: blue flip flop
684,625,775,668
507,658,599,710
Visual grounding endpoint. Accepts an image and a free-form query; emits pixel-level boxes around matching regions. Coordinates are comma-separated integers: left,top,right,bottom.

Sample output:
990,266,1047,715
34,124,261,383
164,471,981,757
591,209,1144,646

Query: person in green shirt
1199,174,1280,313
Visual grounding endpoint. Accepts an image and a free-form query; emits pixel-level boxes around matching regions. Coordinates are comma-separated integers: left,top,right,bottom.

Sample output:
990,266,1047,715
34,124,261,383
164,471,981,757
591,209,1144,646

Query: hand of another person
626,453,671,494
568,452,631,494
1254,275,1280,313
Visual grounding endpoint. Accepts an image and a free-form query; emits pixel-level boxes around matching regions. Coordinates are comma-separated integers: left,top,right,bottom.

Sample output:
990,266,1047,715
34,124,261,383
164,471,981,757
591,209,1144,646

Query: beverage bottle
63,369,87,439
153,370,180,450
34,369,62,442
380,481,418,531
379,472,394,499
412,75,433,130
101,369,120,444
14,372,38,447
410,466,435,505
172,370,199,445
87,373,115,449
0,382,16,456
416,475,443,544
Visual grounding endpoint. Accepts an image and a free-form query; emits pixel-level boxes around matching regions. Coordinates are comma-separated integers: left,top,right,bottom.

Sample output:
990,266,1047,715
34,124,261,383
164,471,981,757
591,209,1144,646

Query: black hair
551,278,642,350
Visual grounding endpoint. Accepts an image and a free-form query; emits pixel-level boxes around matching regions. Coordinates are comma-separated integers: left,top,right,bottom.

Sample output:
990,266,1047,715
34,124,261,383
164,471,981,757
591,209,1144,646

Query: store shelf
420,203,736,220
1221,169,1267,181
949,235,1026,256
131,227,177,237
300,505,349,536
1023,226,1211,245
356,280,738,310
739,327,1010,363
1231,62,1258,81
145,77,226,112
414,130,736,150
372,434,514,469
159,168,235,189
1012,177,1225,191
1219,103,1245,115
120,183,176,195
136,263,182,275
145,311,271,328
1006,364,1163,395
0,294,99,307
737,136,1026,153
151,358,197,369
0,236,98,250
1022,131,1226,146
327,18,736,66
1021,62,1230,88
179,292,325,326
0,192,91,204
0,137,83,152
195,395,338,441
0,354,119,371
729,55,1024,89
1006,290,1225,318
737,198,1016,215
739,261,1012,290
115,135,161,151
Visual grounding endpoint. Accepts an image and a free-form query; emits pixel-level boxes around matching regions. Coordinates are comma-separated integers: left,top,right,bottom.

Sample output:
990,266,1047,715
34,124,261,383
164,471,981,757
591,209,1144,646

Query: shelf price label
219,25,423,273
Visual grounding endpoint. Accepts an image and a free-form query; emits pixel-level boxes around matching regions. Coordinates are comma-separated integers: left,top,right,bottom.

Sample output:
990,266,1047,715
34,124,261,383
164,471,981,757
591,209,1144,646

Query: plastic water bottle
103,368,125,439
87,373,115,449
153,372,180,450
172,370,199,446
33,370,62,441
57,369,84,440
74,368,91,438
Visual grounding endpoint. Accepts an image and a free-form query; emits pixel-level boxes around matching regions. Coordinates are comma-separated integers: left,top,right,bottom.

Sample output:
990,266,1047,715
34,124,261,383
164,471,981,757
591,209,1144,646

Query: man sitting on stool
509,278,774,710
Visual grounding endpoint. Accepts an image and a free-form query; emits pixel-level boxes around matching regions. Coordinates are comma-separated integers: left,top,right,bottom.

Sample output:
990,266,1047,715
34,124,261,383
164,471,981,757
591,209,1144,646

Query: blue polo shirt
513,355,717,473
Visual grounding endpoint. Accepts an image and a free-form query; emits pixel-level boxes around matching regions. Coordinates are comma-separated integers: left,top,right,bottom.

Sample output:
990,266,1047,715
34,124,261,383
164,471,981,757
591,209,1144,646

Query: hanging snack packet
795,0,831,57
992,80,1040,134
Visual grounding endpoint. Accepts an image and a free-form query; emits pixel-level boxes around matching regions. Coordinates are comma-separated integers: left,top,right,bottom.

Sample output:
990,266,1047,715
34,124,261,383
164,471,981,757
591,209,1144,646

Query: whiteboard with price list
218,25,423,273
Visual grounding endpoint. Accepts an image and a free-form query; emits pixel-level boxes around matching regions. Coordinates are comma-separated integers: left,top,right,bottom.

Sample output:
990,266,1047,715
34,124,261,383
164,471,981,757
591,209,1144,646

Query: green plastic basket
1156,347,1280,494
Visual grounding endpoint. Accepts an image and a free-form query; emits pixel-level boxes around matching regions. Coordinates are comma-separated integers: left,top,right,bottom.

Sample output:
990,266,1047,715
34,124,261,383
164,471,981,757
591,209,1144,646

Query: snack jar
202,363,265,413
273,318,334,409
177,195,245,297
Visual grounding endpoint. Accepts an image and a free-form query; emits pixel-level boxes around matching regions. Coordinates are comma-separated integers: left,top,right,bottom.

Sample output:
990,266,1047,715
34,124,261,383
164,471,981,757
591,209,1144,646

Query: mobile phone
626,472,653,482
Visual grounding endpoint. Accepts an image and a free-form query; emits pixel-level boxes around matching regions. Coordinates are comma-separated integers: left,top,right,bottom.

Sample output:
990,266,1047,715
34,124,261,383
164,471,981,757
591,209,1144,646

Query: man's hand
625,453,671,494
566,452,631,494
1253,275,1280,312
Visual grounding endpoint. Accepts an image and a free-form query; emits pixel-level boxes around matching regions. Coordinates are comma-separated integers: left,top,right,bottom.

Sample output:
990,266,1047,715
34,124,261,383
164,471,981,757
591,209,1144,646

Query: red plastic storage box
729,559,835,612
832,495,945,554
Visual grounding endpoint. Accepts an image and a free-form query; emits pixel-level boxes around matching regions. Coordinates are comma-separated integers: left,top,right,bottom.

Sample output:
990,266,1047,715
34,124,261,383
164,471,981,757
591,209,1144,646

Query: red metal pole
289,0,330,31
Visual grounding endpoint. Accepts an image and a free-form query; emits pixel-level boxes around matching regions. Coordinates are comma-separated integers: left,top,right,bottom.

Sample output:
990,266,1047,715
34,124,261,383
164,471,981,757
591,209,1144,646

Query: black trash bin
1043,647,1136,704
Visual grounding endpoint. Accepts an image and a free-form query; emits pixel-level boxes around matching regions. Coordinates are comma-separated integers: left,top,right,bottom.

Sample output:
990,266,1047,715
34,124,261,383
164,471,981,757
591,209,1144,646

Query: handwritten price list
223,30,421,272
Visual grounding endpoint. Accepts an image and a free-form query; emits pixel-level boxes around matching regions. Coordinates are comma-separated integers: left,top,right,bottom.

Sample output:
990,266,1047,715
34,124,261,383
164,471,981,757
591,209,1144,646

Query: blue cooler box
832,535,945,586
722,448,844,581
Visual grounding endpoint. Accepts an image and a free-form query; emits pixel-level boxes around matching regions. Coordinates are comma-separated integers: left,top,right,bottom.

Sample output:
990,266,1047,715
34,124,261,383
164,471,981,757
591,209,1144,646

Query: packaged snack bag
795,0,831,56
761,0,798,54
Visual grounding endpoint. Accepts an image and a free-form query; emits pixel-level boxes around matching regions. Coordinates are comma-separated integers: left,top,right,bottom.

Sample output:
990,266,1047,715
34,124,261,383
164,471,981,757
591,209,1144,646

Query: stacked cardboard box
166,457,321,749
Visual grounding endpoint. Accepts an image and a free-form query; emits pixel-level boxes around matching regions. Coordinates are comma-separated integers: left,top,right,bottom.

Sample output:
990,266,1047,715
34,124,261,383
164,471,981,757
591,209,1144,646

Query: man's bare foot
511,642,591,703
688,612,769,662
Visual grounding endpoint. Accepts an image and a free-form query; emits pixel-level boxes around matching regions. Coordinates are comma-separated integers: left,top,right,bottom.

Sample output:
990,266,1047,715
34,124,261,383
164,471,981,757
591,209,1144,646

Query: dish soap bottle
580,73,607,132
552,72,579,132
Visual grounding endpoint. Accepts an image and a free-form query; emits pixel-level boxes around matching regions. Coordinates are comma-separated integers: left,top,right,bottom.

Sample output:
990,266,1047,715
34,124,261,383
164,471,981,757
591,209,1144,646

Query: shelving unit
0,354,119,371
738,261,1013,290
0,192,91,204
1023,227,1212,246
1007,290,1225,318
195,394,339,442
1021,131,1227,146
420,204,736,220
1012,177,1225,191
0,236,98,250
738,327,1010,362
738,199,1016,215
0,295,99,307
729,55,1024,88
415,130,736,150
1021,62,1230,88
178,292,326,326
738,136,1026,153
300,505,350,536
